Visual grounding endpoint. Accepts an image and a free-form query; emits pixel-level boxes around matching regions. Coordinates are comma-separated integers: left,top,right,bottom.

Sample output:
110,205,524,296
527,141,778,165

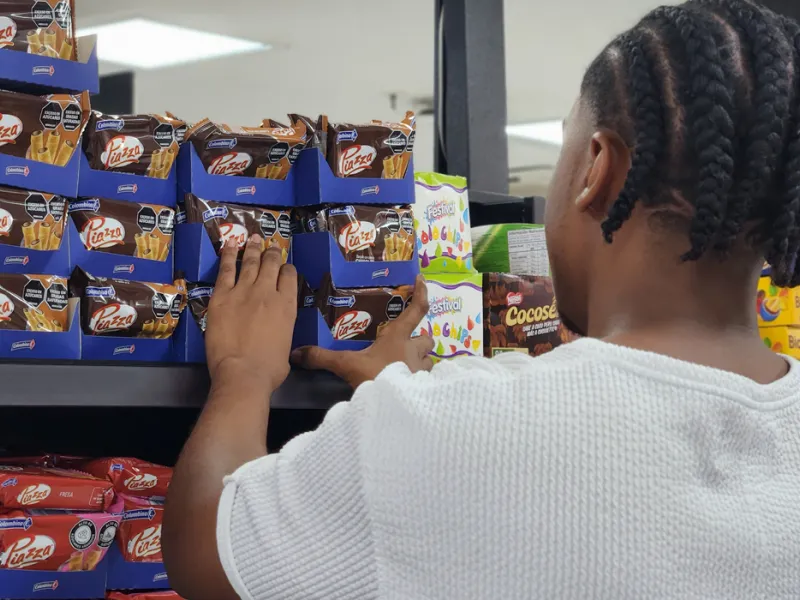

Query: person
162,1,800,597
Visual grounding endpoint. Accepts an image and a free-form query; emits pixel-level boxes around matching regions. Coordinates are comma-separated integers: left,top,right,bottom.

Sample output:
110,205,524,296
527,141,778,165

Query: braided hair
582,0,800,286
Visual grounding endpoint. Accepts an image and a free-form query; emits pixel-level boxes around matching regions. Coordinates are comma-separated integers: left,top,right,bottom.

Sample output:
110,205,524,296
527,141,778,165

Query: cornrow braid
600,31,666,243
690,0,792,255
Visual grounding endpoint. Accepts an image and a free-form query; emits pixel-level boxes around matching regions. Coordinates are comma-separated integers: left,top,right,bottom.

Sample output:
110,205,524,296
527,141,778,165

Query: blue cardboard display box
68,212,174,283
0,144,79,198
78,152,177,206
177,144,295,207
292,307,372,352
294,148,414,207
292,231,418,290
0,35,99,95
0,230,70,276
105,544,171,592
0,564,107,599
0,299,80,360
173,310,206,364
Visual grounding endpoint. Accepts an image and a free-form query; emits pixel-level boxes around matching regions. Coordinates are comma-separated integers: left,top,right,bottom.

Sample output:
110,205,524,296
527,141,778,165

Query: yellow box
759,326,800,359
756,277,800,327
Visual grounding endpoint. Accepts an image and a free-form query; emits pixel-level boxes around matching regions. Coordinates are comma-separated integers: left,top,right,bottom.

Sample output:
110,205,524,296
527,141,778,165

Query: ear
575,129,631,218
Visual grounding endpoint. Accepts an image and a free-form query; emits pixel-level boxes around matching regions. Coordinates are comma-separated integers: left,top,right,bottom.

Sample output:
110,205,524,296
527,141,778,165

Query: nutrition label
507,228,550,276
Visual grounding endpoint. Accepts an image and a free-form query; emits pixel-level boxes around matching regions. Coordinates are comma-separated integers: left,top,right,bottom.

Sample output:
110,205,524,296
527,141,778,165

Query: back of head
581,0,800,286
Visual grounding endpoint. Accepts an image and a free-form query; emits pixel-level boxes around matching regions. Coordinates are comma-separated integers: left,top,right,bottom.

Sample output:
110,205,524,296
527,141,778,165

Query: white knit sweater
216,339,800,599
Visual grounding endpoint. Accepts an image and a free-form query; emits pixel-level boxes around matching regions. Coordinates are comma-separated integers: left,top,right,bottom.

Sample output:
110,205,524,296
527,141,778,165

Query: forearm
163,366,275,599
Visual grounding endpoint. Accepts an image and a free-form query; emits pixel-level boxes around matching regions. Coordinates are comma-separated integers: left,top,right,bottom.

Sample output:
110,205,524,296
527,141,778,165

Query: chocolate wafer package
317,274,412,341
327,111,415,179
297,275,315,309
69,267,186,338
69,197,175,262
183,117,307,179
0,89,90,166
287,114,328,158
83,111,187,179
482,273,577,358
0,185,66,250
306,205,415,263
187,282,213,333
0,273,68,331
182,194,290,261
0,1,78,60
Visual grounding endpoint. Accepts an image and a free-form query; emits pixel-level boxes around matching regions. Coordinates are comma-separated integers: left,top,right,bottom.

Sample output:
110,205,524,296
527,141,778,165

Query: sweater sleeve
216,394,379,600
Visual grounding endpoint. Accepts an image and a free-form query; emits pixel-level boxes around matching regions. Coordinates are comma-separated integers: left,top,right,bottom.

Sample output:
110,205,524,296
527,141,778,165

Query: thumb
291,345,344,372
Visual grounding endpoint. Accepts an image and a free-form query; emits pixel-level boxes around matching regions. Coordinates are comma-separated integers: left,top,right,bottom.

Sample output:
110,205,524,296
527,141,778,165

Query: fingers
277,262,298,301
421,356,434,371
392,275,430,337
290,346,345,372
256,246,284,291
215,239,238,292
237,235,263,285
412,334,435,358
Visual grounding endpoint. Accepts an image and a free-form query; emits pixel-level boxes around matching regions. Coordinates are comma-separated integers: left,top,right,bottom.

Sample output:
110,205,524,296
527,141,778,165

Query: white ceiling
76,0,674,196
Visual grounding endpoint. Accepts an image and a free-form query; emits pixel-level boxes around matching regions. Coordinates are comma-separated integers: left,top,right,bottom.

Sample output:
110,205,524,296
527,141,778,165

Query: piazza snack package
317,274,413,341
69,197,175,262
483,273,577,358
78,457,172,498
107,592,186,600
182,194,290,261
117,495,163,563
83,111,187,178
0,501,122,571
69,267,187,338
0,465,114,511
414,273,483,361
0,89,90,166
288,113,328,158
0,273,68,332
327,111,415,179
299,204,415,263
187,282,213,334
413,173,475,273
297,275,314,309
0,186,66,250
184,117,307,179
0,0,77,60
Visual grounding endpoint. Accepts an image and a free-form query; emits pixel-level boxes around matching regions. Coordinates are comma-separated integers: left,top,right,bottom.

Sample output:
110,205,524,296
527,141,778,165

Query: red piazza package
117,495,163,562
0,500,122,571
78,457,171,498
0,465,114,511
108,592,185,600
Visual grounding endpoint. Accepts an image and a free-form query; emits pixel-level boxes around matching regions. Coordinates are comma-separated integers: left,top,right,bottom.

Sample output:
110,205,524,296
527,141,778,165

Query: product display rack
0,362,351,409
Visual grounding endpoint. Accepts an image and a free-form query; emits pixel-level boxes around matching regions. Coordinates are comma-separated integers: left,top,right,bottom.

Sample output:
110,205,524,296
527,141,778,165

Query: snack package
187,283,213,333
287,113,328,158
326,111,415,179
0,1,77,60
317,274,413,341
183,118,307,179
483,273,577,358
0,465,114,511
472,224,549,275
300,205,415,262
413,273,483,361
83,111,187,178
182,194,291,261
756,276,800,327
0,89,90,165
297,275,314,309
117,495,163,563
0,186,66,250
69,267,187,338
69,198,175,262
760,326,800,359
107,591,185,600
0,501,122,571
0,273,68,331
413,173,475,273
76,457,172,498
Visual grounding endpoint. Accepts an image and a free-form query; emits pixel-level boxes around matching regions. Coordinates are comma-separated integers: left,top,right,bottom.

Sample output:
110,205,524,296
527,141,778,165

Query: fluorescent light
78,19,267,69
506,120,563,146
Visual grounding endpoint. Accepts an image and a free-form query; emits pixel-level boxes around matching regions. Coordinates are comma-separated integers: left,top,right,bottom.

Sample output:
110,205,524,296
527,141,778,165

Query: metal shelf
0,362,351,409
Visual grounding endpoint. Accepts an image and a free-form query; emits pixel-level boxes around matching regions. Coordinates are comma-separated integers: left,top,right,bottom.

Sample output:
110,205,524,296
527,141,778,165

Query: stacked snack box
289,112,420,352
757,275,800,358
